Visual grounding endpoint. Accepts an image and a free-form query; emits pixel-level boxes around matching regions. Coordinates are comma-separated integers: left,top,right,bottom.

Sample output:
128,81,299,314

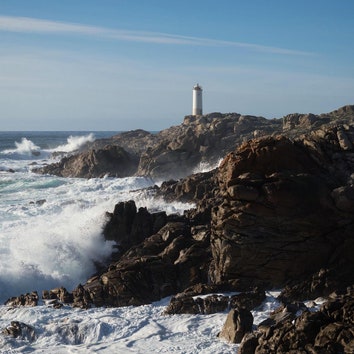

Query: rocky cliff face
34,112,283,179
48,123,353,309
137,113,282,179
210,127,354,290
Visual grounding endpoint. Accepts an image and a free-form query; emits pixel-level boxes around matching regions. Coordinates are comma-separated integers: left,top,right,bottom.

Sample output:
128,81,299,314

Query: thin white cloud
0,15,312,56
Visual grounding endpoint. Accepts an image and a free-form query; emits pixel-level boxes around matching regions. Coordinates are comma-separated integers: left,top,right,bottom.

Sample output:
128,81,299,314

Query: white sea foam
192,157,223,174
0,297,237,353
0,171,194,303
0,290,290,353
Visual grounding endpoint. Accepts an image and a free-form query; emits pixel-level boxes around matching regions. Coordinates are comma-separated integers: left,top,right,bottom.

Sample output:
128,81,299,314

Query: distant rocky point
33,105,354,180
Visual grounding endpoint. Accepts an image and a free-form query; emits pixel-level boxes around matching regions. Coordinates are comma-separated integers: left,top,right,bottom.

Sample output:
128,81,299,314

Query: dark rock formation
66,200,212,307
137,113,282,179
5,291,39,307
209,125,354,291
103,200,167,255
34,144,138,178
239,286,354,353
164,293,231,315
164,288,265,315
34,112,283,179
42,287,73,304
33,105,354,180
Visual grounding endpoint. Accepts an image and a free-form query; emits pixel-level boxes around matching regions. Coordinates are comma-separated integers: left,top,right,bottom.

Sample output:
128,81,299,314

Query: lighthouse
192,84,203,116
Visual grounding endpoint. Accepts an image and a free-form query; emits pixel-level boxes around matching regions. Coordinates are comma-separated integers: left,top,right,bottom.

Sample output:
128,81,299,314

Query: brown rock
164,294,229,315
219,307,253,344
34,144,138,178
4,291,39,307
251,286,354,353
209,129,354,289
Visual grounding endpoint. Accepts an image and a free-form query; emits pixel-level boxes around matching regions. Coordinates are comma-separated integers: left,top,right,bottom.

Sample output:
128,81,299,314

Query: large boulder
34,145,138,178
218,307,254,344
209,125,354,290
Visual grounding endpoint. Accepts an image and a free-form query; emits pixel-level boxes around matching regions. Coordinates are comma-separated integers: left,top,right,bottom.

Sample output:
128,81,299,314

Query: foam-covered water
0,132,323,353
0,132,194,304
0,289,314,353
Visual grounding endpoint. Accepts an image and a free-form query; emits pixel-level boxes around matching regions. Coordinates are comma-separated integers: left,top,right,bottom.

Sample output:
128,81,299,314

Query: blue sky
1,0,354,131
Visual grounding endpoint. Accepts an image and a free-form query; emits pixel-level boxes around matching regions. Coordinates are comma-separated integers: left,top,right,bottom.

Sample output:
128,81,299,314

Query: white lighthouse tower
192,84,203,116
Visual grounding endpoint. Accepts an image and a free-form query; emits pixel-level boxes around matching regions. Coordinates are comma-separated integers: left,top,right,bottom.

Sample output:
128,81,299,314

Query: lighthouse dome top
193,83,202,90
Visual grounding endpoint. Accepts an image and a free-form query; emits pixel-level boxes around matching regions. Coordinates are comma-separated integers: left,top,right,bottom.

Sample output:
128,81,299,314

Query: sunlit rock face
137,113,282,180
33,105,354,181
209,126,354,291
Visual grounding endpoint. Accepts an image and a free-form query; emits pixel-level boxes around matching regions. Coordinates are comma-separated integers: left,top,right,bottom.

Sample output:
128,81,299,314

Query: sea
0,131,289,353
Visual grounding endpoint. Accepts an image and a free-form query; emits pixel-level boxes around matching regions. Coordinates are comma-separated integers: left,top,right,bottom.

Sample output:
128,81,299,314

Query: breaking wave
2,137,41,157
50,133,95,153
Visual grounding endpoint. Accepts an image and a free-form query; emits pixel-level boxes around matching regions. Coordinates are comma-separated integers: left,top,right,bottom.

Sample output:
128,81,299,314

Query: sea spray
0,171,194,303
48,133,95,153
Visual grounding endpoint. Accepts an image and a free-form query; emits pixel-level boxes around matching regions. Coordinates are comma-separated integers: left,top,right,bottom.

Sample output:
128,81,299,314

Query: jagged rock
156,169,217,203
82,255,177,307
72,284,92,309
137,113,282,179
230,289,266,312
32,105,354,180
250,287,354,353
79,207,213,306
164,294,229,315
278,268,342,303
42,286,73,304
257,302,308,332
209,127,354,290
164,288,265,315
103,200,168,256
4,291,39,307
239,332,261,354
218,307,253,344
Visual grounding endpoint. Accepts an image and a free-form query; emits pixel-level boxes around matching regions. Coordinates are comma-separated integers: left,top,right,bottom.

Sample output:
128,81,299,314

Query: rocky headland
7,105,354,352
34,105,354,181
